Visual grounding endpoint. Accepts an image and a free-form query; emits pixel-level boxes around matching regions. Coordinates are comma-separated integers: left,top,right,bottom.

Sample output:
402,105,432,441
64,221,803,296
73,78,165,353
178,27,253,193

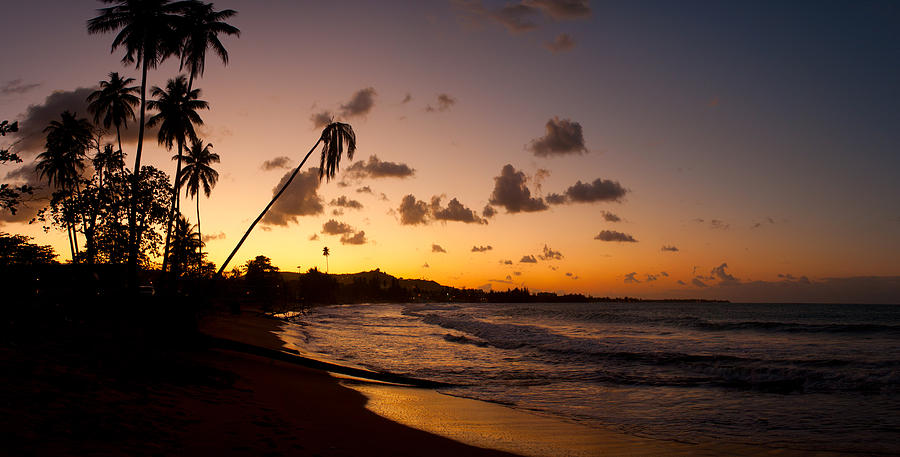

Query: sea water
278,302,900,455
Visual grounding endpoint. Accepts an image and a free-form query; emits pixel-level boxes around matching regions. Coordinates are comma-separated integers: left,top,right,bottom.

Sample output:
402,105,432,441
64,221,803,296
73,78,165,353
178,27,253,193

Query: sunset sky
2,1,898,302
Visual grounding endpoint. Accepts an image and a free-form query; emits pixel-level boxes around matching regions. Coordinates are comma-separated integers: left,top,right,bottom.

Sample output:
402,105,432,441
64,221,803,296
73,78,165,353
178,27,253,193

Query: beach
1,304,881,457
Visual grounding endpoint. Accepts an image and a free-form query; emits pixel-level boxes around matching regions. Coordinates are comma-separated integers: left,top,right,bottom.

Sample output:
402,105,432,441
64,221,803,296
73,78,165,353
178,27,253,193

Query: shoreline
206,310,856,457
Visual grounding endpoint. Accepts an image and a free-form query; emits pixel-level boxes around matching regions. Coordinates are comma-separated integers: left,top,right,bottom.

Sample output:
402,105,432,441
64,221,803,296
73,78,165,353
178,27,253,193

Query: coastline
205,310,855,457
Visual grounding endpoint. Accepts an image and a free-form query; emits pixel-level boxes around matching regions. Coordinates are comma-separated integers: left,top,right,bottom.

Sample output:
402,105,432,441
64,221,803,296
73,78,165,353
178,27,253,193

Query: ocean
278,302,900,455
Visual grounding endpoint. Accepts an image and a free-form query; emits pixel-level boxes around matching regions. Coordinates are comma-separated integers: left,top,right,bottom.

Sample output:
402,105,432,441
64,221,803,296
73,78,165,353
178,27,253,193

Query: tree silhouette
87,0,190,287
216,122,357,276
36,111,94,262
146,75,208,276
92,144,126,193
178,139,219,272
1,120,32,215
178,1,239,91
86,71,139,158
323,246,330,273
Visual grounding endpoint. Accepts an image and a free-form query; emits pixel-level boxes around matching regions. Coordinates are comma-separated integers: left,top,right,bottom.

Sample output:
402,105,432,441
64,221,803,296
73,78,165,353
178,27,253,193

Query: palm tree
322,246,330,273
146,75,208,275
170,213,201,277
37,111,94,262
87,0,191,286
178,2,239,91
93,143,126,192
86,72,139,157
178,139,219,270
216,122,357,276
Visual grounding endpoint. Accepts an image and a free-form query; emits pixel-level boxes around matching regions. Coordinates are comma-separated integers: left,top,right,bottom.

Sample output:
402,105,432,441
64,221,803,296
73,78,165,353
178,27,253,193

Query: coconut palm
86,72,139,157
322,246,330,273
37,111,94,262
93,143,126,191
217,122,357,276
146,75,208,275
178,1,239,91
170,213,201,277
178,139,219,270
87,0,191,285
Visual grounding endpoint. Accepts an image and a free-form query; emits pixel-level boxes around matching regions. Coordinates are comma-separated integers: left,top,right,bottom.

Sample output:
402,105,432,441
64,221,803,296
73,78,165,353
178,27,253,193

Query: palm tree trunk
216,136,323,276
196,196,202,274
162,141,185,279
116,124,123,159
74,181,95,265
66,222,76,263
127,59,149,290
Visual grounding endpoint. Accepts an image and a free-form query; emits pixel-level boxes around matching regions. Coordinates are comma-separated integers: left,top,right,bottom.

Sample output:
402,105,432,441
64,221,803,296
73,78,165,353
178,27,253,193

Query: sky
1,0,899,303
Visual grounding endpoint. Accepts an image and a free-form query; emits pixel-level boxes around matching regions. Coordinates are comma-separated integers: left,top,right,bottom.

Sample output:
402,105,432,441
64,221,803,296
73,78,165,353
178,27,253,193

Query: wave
412,310,900,394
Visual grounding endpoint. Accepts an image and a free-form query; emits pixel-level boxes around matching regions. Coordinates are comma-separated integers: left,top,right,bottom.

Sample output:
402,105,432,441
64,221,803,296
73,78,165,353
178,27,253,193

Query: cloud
624,272,640,284
594,230,638,242
538,244,563,260
500,259,513,265
676,280,687,286
528,117,587,157
482,205,496,218
544,33,575,52
692,278,708,288
432,244,447,253
520,255,537,263
309,233,319,241
398,194,430,225
664,276,900,304
11,86,159,157
356,186,373,194
330,196,364,209
340,230,367,245
602,211,621,222
11,87,94,156
661,271,669,277
557,179,627,203
488,164,549,213
401,93,412,104
661,245,679,252
513,271,522,276
751,217,776,229
310,110,334,129
711,263,739,284
425,93,457,112
431,196,486,224
645,274,658,282
344,155,415,179
261,156,292,171
1,79,42,95
332,209,344,216
710,219,730,230
340,87,377,117
201,231,226,242
321,219,355,235
453,0,590,33
472,245,493,253
527,0,591,19
261,168,324,226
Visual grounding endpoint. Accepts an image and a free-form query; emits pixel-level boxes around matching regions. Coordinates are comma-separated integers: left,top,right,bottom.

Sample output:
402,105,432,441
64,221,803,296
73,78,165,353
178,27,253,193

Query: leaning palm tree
178,139,219,270
86,72,139,157
37,111,94,262
87,0,191,286
178,1,239,91
216,122,357,276
322,246,330,273
146,75,208,275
